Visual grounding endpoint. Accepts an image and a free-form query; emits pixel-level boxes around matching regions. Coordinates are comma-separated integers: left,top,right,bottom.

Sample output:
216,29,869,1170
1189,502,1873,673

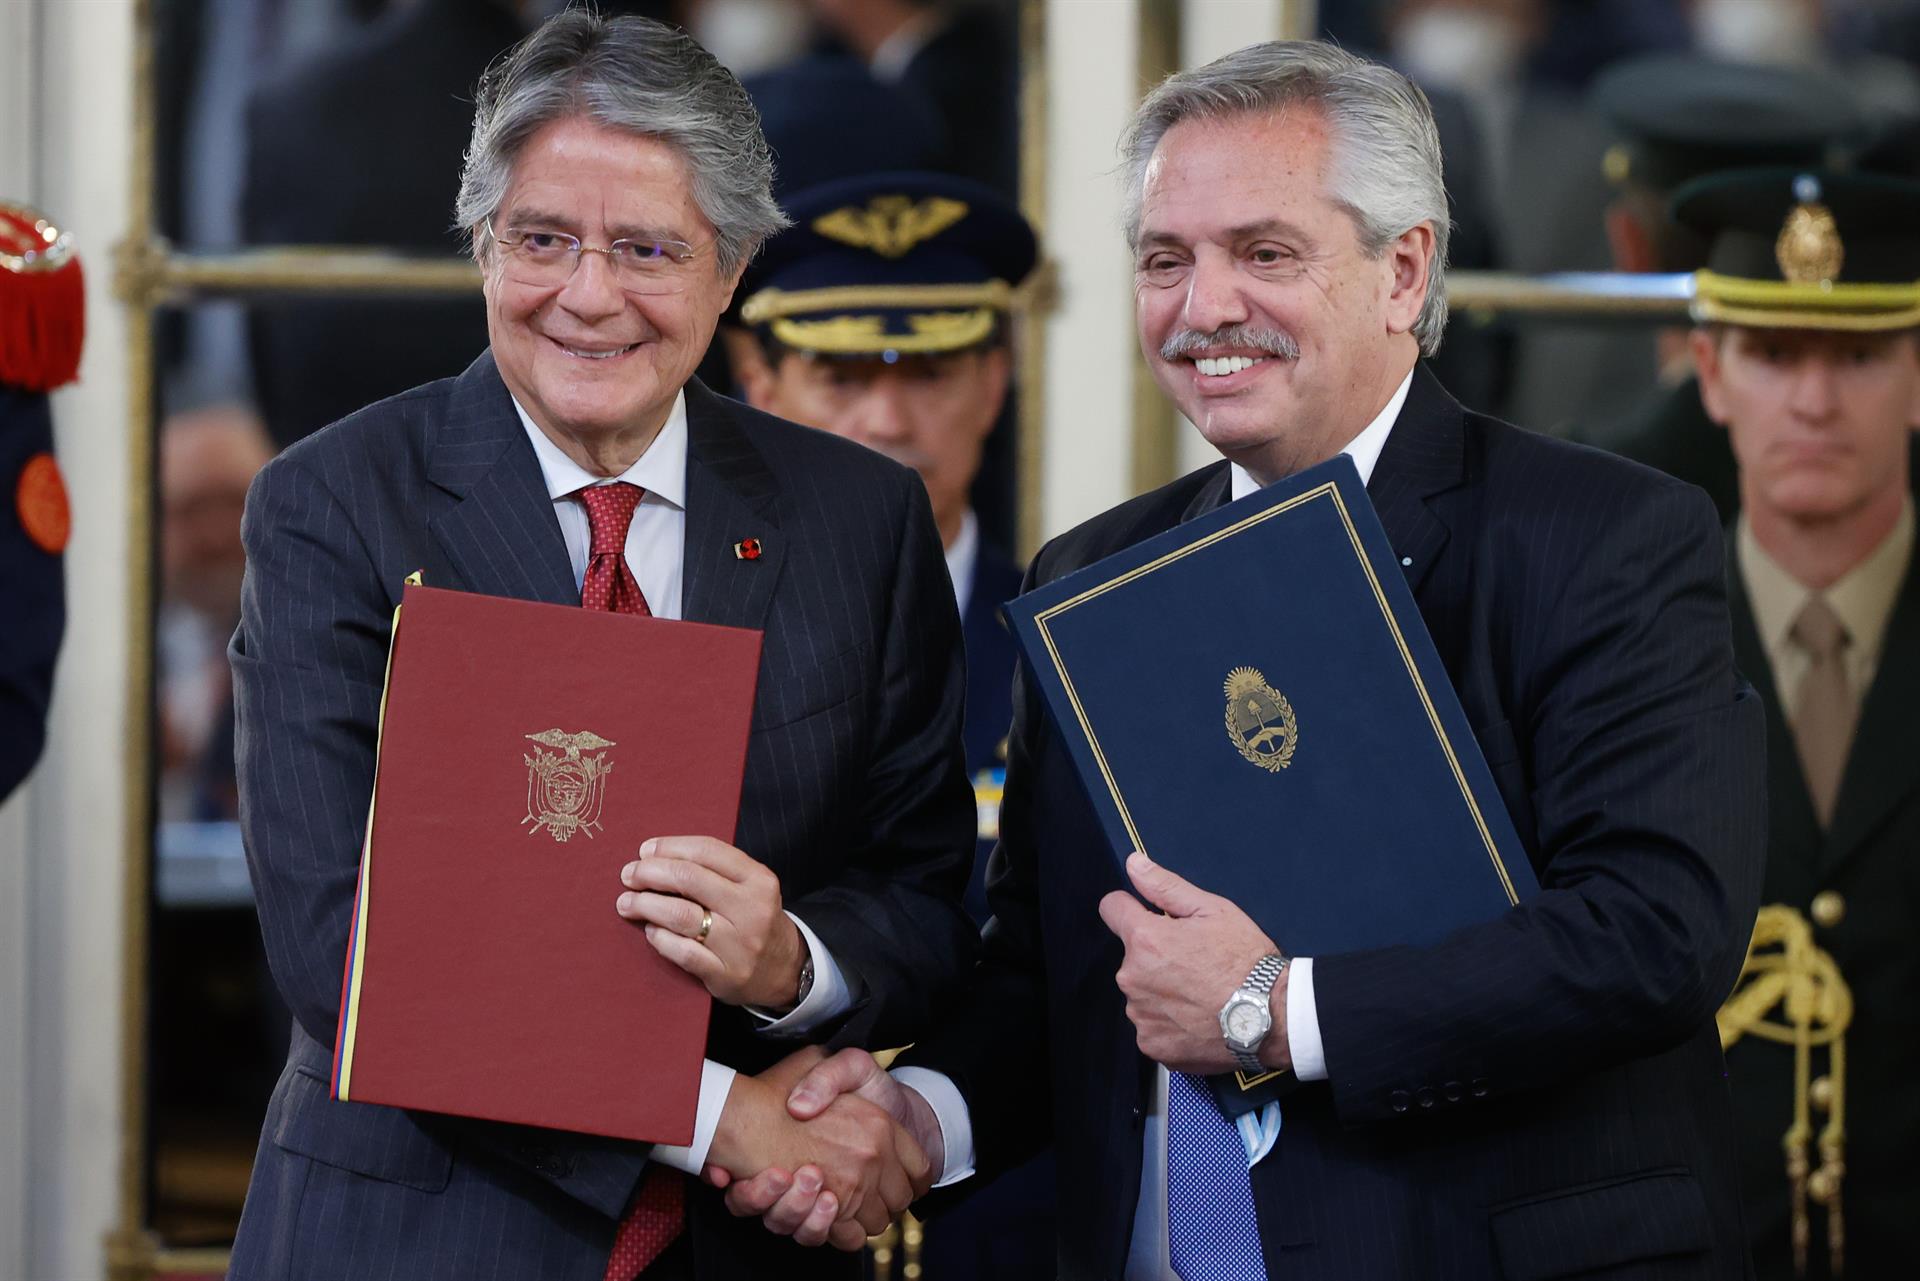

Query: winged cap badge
1224,667,1298,772
813,195,970,259
523,728,617,843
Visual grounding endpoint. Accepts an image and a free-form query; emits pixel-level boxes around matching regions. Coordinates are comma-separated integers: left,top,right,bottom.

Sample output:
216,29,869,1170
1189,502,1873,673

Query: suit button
1389,1090,1410,1113
1811,891,1846,929
1470,1077,1491,1099
1443,1080,1464,1103
1415,1087,1436,1109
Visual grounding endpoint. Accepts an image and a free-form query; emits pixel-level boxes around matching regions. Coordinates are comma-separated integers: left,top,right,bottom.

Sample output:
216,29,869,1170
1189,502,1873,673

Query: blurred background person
802,0,1019,197
732,169,1049,1279
157,404,272,823
1593,54,1865,517
1682,166,1920,1281
240,0,529,447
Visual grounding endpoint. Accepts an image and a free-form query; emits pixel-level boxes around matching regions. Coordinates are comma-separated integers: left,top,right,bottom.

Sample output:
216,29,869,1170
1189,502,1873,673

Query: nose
554,248,626,323
852,377,915,444
1788,352,1840,423
1181,246,1249,336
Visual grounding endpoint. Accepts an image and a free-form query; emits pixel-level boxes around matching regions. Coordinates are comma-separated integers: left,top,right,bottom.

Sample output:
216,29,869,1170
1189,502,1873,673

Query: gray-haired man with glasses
227,12,975,1281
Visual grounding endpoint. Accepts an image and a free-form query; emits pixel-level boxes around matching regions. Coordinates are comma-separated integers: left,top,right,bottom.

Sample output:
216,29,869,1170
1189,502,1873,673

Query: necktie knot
577,482,645,557
1791,595,1849,660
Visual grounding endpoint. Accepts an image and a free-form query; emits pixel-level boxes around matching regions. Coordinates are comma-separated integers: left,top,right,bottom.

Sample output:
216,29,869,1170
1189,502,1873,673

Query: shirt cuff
747,912,855,1034
648,1059,737,1175
889,1067,976,1187
1285,956,1327,1081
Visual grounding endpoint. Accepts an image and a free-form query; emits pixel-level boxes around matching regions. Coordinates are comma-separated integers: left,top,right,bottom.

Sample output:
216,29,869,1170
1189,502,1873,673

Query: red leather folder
331,584,761,1144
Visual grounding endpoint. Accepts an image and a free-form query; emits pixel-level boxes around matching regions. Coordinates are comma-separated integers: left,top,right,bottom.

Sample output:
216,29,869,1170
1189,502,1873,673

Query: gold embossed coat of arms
523,728,616,842
1224,667,1298,771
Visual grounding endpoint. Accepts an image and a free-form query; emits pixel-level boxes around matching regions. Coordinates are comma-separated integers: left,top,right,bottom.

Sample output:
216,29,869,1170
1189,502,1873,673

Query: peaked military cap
1674,168,1920,331
1591,55,1862,192
739,171,1038,359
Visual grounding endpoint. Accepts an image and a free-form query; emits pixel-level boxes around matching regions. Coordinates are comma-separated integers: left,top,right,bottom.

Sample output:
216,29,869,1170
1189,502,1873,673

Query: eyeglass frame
482,218,710,291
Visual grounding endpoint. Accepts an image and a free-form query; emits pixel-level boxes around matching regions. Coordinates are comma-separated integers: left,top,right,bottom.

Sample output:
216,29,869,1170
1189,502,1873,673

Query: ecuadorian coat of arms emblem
1224,667,1298,772
523,728,616,842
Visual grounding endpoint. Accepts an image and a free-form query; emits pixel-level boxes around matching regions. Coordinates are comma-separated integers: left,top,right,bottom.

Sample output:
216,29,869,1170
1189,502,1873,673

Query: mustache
1159,324,1300,362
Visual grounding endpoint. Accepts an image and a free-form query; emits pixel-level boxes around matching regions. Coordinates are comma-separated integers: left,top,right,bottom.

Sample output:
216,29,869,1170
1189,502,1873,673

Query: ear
722,327,776,408
1383,222,1436,338
716,259,749,317
1604,203,1656,274
1690,327,1731,430
976,345,1013,433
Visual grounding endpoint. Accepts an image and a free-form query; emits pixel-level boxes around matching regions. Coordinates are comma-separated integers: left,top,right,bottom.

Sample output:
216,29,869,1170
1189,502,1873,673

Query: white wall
0,1,139,1277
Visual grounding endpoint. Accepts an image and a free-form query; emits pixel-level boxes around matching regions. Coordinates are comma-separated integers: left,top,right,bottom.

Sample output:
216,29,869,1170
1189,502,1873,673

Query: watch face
1224,999,1268,1045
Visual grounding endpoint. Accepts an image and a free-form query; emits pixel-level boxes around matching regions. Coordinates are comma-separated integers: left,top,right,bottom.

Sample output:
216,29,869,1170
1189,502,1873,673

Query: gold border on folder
1031,483,1523,908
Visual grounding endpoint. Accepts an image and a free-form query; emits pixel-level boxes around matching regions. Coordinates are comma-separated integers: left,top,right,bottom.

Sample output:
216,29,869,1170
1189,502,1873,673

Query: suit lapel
1823,552,1920,875
424,352,579,606
1365,365,1462,595
1726,546,1823,865
1180,464,1234,524
679,381,786,632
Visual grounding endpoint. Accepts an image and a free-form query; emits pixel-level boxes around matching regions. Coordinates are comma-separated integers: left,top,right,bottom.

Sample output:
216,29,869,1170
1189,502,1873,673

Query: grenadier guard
1681,167,1920,1280
0,200,79,802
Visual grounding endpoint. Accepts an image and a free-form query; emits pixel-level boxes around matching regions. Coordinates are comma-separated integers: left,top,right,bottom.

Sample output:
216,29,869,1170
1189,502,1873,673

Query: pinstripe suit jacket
906,366,1767,1280
228,352,977,1281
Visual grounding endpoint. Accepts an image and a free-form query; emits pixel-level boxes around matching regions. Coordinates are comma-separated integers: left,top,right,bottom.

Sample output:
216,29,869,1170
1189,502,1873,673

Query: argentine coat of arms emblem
1224,667,1298,772
523,728,616,842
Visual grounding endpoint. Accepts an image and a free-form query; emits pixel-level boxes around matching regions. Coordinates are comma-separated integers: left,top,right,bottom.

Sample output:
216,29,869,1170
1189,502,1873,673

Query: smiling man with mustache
723,41,1767,1281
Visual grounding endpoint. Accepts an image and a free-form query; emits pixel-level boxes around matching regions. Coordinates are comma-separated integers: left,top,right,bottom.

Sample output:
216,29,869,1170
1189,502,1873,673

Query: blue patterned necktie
1166,1071,1270,1281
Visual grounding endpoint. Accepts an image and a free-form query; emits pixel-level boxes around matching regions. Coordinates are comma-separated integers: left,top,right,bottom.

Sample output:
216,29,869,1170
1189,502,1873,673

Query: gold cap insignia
523,728,616,843
813,195,969,259
1777,177,1844,286
1224,667,1298,772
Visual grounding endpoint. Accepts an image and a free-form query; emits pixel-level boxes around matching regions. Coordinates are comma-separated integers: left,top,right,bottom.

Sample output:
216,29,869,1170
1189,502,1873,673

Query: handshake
700,1046,942,1250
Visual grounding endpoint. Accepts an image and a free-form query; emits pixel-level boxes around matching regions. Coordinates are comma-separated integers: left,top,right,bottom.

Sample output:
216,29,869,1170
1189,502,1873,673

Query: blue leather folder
1007,456,1537,964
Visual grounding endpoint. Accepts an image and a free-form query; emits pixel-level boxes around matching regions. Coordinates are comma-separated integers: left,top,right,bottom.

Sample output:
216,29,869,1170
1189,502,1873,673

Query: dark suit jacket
1726,547,1920,1281
227,353,977,1281
960,544,1023,924
240,0,521,447
906,367,1768,1280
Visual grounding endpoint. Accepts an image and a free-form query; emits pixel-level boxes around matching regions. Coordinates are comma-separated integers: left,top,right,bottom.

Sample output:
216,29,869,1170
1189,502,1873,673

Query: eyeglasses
485,219,705,294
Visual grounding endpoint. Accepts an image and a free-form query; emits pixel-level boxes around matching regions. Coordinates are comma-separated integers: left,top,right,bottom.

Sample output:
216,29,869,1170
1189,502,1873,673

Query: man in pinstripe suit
227,14,971,1281
732,42,1768,1280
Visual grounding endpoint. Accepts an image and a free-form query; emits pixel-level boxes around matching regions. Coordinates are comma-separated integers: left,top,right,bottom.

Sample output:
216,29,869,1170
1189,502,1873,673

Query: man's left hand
1098,852,1290,1075
618,836,806,1010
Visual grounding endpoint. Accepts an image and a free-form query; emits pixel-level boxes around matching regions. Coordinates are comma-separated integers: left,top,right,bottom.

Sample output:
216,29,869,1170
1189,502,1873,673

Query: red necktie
576,482,653,617
577,481,679,1277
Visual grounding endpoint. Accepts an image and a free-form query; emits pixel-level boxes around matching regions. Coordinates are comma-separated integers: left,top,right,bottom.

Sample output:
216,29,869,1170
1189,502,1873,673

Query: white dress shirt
894,367,1415,1280
513,393,855,1173
945,509,981,617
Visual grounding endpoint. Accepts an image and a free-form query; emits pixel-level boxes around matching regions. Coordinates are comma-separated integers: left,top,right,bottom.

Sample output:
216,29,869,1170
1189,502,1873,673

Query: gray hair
1121,42,1452,356
455,9,789,278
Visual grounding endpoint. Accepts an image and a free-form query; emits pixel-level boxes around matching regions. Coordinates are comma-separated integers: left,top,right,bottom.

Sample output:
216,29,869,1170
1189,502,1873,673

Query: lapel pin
733,537,764,561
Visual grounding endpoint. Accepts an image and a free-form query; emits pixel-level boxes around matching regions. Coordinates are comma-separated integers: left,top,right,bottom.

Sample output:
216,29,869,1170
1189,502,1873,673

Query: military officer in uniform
1586,55,1865,519
732,171,1034,923
730,171,1047,1280
0,201,77,803
1680,167,1920,1280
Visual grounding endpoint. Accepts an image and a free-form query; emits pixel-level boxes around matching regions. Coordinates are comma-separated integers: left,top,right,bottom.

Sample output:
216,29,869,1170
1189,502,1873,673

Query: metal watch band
1229,953,1290,1075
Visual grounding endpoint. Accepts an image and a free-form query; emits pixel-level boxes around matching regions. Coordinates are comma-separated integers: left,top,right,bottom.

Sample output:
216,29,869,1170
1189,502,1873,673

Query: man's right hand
703,1050,933,1248
709,1049,944,1249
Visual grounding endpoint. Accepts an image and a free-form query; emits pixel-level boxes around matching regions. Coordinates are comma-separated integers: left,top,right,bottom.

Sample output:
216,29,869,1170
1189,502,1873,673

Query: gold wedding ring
696,908,713,943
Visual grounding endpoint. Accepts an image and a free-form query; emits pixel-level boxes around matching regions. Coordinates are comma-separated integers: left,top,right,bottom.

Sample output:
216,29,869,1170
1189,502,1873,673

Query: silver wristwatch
1219,953,1289,1076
